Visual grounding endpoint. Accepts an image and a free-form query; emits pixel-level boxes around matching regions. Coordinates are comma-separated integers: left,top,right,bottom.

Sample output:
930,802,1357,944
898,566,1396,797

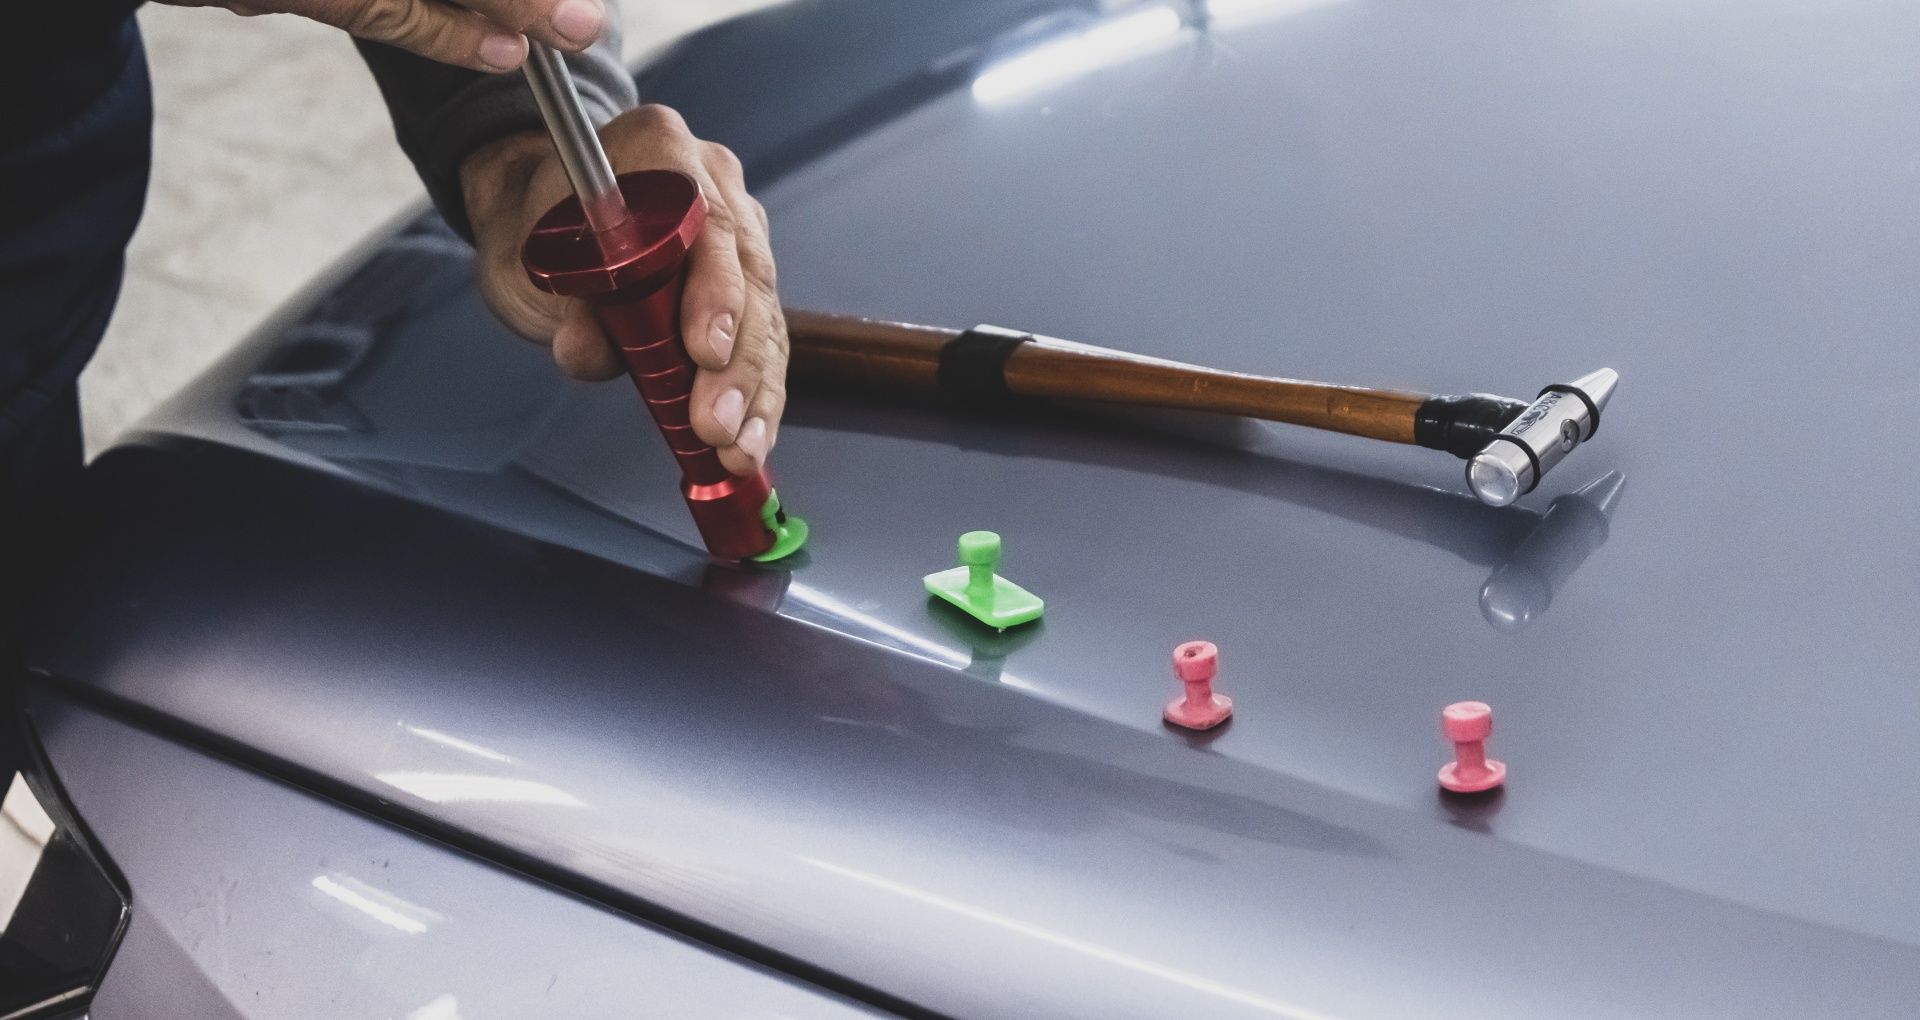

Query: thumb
550,301,626,381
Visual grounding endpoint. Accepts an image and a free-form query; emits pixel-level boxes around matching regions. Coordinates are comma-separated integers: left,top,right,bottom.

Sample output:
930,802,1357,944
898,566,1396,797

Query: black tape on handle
1413,393,1531,459
937,325,1033,405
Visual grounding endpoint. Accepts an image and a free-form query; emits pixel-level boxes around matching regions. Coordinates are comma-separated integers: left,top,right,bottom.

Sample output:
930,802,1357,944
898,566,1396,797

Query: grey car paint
22,0,1920,1016
29,692,878,1019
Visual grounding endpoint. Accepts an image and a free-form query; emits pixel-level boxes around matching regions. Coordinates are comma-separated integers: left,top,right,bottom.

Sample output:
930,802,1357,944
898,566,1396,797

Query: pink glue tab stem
1164,640,1233,731
1437,700,1507,793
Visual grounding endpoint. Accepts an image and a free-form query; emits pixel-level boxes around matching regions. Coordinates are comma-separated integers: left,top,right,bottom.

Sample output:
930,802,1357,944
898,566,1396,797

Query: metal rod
522,43,629,235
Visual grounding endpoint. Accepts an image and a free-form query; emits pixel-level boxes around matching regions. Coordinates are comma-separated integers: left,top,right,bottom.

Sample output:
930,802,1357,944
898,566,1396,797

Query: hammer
784,310,1617,507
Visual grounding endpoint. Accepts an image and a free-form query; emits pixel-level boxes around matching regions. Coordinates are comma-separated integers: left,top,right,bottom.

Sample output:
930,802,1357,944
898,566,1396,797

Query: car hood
31,0,1920,1016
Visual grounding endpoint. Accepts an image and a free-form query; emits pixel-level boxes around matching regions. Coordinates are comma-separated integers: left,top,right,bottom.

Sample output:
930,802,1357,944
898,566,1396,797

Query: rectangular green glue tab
924,530,1045,631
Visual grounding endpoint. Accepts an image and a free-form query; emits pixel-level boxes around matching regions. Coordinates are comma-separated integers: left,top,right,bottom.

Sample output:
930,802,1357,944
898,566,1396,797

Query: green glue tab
924,530,1044,631
748,490,809,563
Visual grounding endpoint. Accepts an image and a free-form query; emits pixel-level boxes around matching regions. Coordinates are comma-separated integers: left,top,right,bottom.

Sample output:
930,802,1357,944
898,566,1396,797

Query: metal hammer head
1465,368,1618,507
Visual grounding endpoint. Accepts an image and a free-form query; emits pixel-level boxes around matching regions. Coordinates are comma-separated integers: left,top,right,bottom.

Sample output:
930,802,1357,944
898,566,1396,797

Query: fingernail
478,34,524,71
737,417,770,467
709,312,736,364
550,0,604,47
712,388,746,439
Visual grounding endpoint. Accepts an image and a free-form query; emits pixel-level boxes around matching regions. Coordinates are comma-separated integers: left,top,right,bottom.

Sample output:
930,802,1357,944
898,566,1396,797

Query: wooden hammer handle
784,309,1426,445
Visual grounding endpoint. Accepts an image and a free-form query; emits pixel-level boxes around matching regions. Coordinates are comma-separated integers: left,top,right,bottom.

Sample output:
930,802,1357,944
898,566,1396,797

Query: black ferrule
936,325,1032,405
1414,393,1532,459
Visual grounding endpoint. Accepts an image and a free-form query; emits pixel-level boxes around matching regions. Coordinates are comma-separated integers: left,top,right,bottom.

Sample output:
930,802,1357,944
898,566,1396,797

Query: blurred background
82,0,777,453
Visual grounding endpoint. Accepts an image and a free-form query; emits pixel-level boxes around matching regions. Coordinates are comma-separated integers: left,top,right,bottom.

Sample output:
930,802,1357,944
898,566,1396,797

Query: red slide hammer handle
521,170,783,561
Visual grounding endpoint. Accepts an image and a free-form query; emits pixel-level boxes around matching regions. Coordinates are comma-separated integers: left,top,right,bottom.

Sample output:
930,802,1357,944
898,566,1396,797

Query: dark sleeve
354,15,637,241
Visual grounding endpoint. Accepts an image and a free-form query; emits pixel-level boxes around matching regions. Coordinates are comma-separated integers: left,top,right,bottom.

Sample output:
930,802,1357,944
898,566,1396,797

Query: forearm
355,7,636,241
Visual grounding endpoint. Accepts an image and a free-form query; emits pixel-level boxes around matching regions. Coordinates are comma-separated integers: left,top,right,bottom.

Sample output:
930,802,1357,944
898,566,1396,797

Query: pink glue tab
1164,640,1233,731
1437,701,1507,793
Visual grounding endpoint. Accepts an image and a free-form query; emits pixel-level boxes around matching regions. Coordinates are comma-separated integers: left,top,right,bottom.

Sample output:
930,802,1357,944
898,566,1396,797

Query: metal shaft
522,43,630,235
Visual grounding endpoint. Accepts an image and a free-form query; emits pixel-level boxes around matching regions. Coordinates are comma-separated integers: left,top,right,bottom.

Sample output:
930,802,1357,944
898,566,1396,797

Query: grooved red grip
592,284,731,487
521,170,777,561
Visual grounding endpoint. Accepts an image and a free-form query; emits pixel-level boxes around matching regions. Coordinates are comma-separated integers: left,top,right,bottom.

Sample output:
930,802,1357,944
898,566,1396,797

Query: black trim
1486,434,1543,496
1539,383,1601,438
2,684,132,1020
25,671,939,1020
936,326,1032,405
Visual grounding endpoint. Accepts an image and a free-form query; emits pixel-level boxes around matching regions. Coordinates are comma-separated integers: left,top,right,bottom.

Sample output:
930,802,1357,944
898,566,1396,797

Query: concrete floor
83,1,773,454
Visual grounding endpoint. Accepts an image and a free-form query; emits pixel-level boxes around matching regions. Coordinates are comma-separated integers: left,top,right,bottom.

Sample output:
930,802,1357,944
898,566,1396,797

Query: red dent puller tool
1164,641,1233,731
1437,701,1506,793
517,45,806,563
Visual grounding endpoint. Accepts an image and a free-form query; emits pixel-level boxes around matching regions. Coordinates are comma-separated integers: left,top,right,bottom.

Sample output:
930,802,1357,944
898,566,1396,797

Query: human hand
461,105,787,476
160,0,606,72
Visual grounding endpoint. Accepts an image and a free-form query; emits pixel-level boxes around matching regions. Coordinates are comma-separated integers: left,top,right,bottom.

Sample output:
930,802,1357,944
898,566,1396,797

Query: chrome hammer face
1465,368,1619,507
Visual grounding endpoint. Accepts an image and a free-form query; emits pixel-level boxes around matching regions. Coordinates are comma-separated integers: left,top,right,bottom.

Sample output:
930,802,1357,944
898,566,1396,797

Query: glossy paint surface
30,0,1920,1016
30,690,879,1020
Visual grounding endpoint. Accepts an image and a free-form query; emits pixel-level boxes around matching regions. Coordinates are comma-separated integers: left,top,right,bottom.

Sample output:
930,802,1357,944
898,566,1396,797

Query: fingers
462,133,614,381
680,206,746,371
730,303,790,476
717,203,786,476
466,139,560,341
679,148,749,372
679,142,786,476
474,239,623,382
449,0,605,51
463,104,791,476
461,139,633,385
594,106,788,473
281,0,517,70
597,108,752,375
476,271,620,383
690,290,788,476
276,0,604,73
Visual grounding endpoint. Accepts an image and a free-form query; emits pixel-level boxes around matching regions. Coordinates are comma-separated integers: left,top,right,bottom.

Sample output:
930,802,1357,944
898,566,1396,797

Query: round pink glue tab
1437,700,1506,793
1165,640,1233,731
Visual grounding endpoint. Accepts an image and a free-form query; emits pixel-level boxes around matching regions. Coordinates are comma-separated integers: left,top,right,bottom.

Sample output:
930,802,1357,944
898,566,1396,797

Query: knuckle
695,249,747,294
768,312,791,355
704,141,744,178
700,197,740,237
750,388,787,428
631,103,688,135
345,0,397,36
742,330,785,375
348,0,427,42
757,373,788,405
494,0,546,31
741,250,779,293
